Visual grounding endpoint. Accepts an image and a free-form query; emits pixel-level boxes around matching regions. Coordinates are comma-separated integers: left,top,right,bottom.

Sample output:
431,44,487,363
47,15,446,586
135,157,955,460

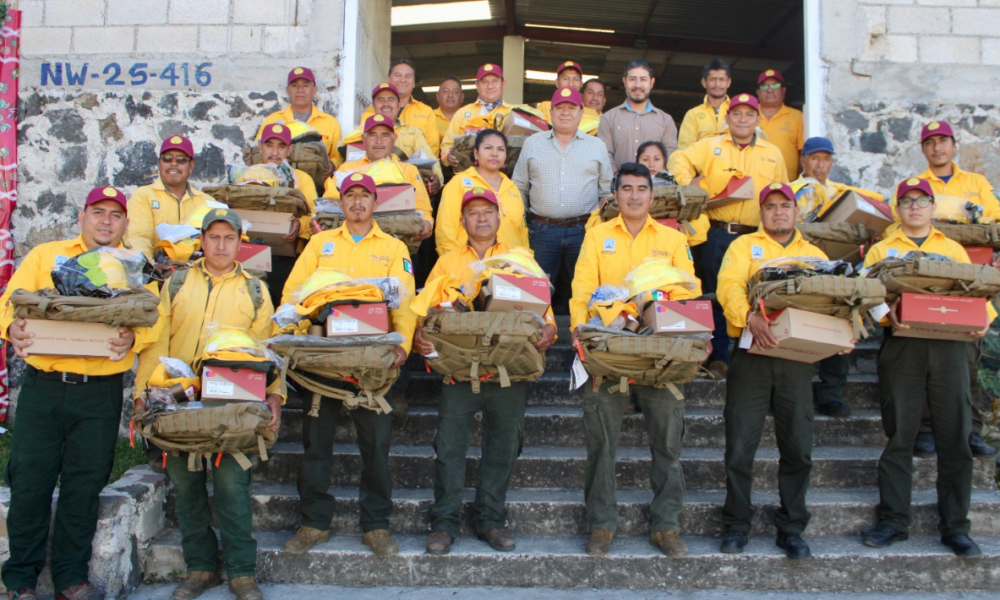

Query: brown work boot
169,571,221,600
650,529,689,558
707,360,728,380
425,530,454,555
228,576,263,600
283,526,330,555
7,590,38,600
56,582,102,600
478,527,516,552
586,529,614,556
362,529,400,556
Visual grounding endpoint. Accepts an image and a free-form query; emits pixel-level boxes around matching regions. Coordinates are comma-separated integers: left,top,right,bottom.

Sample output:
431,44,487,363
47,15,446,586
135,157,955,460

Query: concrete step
277,406,890,448
171,484,1000,537
144,530,1000,591
251,443,997,491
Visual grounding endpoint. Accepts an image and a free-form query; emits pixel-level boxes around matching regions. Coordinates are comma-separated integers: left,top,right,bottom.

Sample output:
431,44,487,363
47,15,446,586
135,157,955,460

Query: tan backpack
865,251,1000,302
748,276,887,336
202,185,310,218
797,222,878,248
600,185,707,233
243,138,333,195
934,223,1000,249
9,287,161,328
578,330,708,397
314,211,425,254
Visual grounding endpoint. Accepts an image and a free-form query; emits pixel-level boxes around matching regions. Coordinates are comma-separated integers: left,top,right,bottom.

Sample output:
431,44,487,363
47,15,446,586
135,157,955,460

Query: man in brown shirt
597,59,678,171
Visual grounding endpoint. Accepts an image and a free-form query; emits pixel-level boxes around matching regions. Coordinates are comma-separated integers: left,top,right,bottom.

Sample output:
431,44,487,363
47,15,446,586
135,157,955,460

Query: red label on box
202,367,267,401
965,246,994,265
236,243,273,272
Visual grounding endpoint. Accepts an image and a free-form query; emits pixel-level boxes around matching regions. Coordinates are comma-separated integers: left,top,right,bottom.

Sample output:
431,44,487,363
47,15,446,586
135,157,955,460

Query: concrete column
803,0,824,137
503,35,525,105
339,0,360,128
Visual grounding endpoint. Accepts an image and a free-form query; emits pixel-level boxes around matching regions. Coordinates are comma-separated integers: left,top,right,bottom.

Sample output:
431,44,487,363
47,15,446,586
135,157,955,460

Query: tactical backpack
422,311,546,393
202,185,310,218
577,330,709,397
450,135,477,172
243,135,333,195
133,402,277,471
748,275,887,336
599,184,707,234
934,223,1000,250
166,267,265,321
313,211,425,254
797,222,878,251
865,251,1000,302
502,135,527,176
9,287,161,328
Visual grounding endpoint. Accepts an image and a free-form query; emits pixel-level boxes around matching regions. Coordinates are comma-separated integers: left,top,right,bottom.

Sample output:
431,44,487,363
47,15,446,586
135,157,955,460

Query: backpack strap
167,267,191,303
243,274,265,320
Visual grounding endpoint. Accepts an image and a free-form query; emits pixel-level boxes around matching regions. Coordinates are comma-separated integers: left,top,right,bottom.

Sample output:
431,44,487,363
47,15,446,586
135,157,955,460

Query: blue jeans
700,225,740,364
527,219,586,315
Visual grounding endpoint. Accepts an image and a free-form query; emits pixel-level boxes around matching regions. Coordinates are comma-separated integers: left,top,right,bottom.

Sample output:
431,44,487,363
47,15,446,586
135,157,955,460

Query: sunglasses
898,196,934,208
758,83,782,91
160,156,191,165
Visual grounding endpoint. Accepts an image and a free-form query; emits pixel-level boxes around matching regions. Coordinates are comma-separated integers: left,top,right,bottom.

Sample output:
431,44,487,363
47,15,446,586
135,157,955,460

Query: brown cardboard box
706,176,754,210
375,184,417,213
325,302,390,336
500,109,550,137
480,273,552,317
894,293,988,341
642,300,714,335
201,366,267,401
242,209,297,257
817,190,893,234
965,246,994,265
744,308,854,363
22,319,120,358
236,243,273,272
344,142,366,162
811,240,863,264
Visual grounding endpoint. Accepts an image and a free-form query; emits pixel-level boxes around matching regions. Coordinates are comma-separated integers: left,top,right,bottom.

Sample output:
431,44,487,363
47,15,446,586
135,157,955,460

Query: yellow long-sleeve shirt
677,96,730,151
570,215,701,330
339,123,444,182
435,167,528,257
361,98,440,157
441,100,512,157
322,154,433,225
126,179,214,259
918,163,998,219
280,222,417,354
717,228,827,338
135,259,283,401
434,107,453,147
759,104,804,179
667,133,788,227
258,105,344,168
0,235,163,375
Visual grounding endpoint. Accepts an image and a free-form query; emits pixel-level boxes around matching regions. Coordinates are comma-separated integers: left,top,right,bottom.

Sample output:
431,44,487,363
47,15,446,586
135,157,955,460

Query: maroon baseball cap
461,187,499,209
729,93,759,112
363,114,394,133
340,172,377,198
920,120,955,143
287,67,315,84
260,123,292,145
477,63,503,81
85,186,128,212
551,87,583,107
757,69,784,85
759,182,795,205
160,135,194,158
556,61,582,76
896,177,934,199
372,82,399,100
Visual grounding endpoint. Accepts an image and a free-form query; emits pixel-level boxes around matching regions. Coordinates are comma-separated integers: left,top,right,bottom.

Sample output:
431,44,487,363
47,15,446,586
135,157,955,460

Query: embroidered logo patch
152,201,159,209
321,242,335,255
714,148,722,155
887,248,899,258
603,238,616,252
751,245,764,259
403,258,413,274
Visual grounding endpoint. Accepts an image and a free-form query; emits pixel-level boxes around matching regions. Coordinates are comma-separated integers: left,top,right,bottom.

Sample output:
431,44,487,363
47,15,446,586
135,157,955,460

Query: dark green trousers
298,394,393,532
920,339,984,432
428,381,527,536
814,353,849,405
877,335,973,536
166,453,255,578
583,380,686,533
723,350,814,534
1,368,123,592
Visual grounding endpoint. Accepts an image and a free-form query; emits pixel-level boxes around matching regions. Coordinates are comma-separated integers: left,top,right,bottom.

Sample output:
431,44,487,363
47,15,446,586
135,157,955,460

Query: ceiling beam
638,0,659,40
504,0,517,36
756,2,802,50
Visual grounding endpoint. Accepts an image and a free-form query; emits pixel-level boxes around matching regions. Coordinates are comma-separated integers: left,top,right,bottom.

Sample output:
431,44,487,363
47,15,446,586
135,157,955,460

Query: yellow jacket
281,222,417,353
717,227,827,337
126,179,214,259
677,95,730,151
918,163,998,219
362,98,440,156
258,105,344,167
667,133,788,227
434,107,453,146
322,154,433,225
759,104,804,179
570,216,701,330
441,100,513,156
436,167,528,256
135,259,283,401
0,235,163,375
288,167,317,242
340,123,444,182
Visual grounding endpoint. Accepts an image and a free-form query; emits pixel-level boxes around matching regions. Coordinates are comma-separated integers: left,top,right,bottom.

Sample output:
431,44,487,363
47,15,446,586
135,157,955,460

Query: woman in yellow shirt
435,129,529,257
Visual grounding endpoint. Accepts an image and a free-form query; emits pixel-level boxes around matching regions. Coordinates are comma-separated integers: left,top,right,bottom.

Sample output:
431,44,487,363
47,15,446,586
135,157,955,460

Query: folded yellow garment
202,349,270,364
411,273,476,317
147,363,200,394
358,158,407,185
296,283,385,316
591,300,639,327
154,238,199,262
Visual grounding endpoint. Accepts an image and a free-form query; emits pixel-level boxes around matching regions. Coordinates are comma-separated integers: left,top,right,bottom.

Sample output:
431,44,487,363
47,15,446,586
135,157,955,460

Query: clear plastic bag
52,247,152,298
266,332,405,348
750,256,854,286
228,163,289,187
404,147,440,170
272,303,303,328
314,198,342,214
155,223,200,244
623,258,699,298
587,284,630,308
159,356,197,379
793,178,829,223
291,268,407,309
931,194,984,225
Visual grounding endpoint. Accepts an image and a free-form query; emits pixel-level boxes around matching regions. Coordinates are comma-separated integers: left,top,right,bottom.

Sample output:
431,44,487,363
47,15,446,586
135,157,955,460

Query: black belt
709,220,756,235
31,367,118,385
529,213,590,227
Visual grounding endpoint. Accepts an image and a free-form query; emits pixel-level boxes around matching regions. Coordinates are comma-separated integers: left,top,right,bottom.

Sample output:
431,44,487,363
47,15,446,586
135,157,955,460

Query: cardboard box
480,273,552,317
22,319,120,358
375,184,417,213
241,209,297,257
236,243,272,272
500,110,550,137
201,366,267,402
894,293,988,341
642,300,714,335
965,246,994,266
656,218,685,233
706,176,754,210
325,302,390,336
743,308,854,363
811,240,863,264
345,142,366,162
818,190,893,234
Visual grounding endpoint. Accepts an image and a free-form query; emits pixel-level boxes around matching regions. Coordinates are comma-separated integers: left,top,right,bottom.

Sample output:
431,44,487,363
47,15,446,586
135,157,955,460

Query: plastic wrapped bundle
51,247,152,298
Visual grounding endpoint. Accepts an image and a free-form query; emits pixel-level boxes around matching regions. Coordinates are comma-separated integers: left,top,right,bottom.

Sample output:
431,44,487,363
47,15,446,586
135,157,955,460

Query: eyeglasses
160,156,191,165
758,83,782,91
898,196,933,208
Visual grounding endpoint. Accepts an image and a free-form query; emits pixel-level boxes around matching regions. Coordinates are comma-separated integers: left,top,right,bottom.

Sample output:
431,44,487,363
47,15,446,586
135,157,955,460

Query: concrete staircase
143,318,1000,592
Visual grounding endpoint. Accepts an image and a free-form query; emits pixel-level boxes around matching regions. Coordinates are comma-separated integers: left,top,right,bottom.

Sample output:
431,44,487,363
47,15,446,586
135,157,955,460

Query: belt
31,367,118,385
529,213,590,227
709,220,756,235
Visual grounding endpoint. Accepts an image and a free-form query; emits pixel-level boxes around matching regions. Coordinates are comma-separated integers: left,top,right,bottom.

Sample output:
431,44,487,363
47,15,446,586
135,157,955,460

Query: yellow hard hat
284,121,320,139
183,204,216,229
295,268,353,303
624,258,695,298
204,328,259,355
480,247,547,278
236,165,280,187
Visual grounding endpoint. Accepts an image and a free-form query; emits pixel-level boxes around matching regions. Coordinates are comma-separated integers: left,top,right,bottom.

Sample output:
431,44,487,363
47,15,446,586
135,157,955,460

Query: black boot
776,532,811,560
912,432,935,457
969,432,997,458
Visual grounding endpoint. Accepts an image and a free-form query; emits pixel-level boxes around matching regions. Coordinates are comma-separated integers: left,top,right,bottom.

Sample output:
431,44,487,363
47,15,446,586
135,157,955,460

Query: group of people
0,54,996,600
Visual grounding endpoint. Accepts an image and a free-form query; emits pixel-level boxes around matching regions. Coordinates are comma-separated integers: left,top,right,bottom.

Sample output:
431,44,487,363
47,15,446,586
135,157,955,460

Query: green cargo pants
876,335,973,536
583,380,686,534
919,339,985,433
722,349,815,534
428,381,527,536
166,453,256,578
1,367,123,593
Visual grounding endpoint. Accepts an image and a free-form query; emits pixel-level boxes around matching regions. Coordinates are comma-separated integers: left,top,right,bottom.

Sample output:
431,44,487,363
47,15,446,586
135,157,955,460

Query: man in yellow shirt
716,182,836,560
677,60,731,151
0,187,162,600
757,69,803,179
363,82,443,194
281,173,415,559
442,63,511,162
135,208,281,600
668,93,788,379
860,177,986,559
581,78,607,115
570,162,699,559
359,59,440,157
536,61,584,122
127,135,213,261
257,66,344,168
434,76,465,146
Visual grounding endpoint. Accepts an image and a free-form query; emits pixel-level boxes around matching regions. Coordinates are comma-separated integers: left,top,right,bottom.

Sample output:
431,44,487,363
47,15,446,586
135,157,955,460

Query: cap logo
472,186,486,194
373,115,385,122
560,88,572,97
564,61,574,66
170,136,182,144
769,183,782,190
484,64,493,71
215,209,228,216
293,68,304,75
739,94,749,101
272,124,283,133
907,178,920,186
380,83,389,88
103,187,117,197
765,69,775,76
928,122,940,131
350,173,364,182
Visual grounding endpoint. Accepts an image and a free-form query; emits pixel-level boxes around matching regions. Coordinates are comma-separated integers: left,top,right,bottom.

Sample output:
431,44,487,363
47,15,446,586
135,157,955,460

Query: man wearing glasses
757,69,803,179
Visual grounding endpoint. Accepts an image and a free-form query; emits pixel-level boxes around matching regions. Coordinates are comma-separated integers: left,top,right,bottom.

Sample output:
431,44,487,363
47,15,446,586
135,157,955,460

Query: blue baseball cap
802,137,835,156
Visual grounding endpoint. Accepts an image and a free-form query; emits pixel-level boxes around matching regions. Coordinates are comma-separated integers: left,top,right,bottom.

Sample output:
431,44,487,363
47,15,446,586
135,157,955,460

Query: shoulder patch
403,258,414,275
687,246,693,261
751,245,764,259
887,248,899,258
714,147,722,155
151,200,159,210
462,178,474,188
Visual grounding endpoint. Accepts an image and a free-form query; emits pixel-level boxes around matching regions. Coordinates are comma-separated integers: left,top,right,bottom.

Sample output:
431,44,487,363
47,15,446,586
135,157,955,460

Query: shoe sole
425,546,452,556
363,539,400,557
477,535,515,552
171,581,222,600
719,545,745,554
863,533,909,548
